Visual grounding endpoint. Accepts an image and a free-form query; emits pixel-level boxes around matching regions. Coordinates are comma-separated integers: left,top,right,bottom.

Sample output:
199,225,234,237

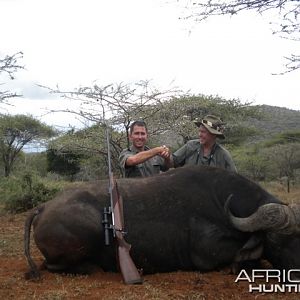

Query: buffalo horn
227,202,300,234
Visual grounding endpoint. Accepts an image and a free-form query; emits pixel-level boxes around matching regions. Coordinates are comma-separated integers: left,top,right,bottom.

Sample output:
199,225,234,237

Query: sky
0,0,299,130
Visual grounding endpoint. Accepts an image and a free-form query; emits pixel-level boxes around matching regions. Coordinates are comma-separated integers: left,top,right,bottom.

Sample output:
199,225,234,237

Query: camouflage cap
193,115,226,139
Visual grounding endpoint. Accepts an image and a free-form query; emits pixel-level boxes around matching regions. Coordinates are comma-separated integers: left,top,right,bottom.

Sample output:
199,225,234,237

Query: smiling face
199,125,217,147
129,125,148,151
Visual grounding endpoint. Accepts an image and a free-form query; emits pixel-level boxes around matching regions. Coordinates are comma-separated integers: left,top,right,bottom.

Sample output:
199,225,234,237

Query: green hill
249,105,300,139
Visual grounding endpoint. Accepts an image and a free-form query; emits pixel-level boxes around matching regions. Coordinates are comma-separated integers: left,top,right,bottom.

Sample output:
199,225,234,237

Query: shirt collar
129,145,150,153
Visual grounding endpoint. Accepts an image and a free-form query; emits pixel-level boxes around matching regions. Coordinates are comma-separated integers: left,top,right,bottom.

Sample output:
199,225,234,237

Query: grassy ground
260,181,300,204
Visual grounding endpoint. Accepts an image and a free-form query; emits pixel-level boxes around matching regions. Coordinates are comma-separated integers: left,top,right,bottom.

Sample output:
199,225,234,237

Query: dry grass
260,182,300,204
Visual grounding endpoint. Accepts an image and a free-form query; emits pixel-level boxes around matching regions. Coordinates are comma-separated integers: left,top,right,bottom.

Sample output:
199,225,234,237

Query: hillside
155,105,300,149
250,105,300,139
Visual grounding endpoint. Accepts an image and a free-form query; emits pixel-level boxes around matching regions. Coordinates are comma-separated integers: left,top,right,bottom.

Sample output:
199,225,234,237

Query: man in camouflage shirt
119,120,171,178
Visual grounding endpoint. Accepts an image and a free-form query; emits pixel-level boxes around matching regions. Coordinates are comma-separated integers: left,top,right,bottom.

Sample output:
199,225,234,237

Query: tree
234,145,269,180
0,114,57,177
46,148,83,181
264,130,300,147
266,143,300,192
48,124,124,179
179,0,300,73
261,131,300,191
0,52,24,103
42,80,181,148
43,82,265,178
47,87,262,173
149,94,261,146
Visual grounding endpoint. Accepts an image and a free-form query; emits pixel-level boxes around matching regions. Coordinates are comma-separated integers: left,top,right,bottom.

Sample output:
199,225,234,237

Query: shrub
0,173,65,213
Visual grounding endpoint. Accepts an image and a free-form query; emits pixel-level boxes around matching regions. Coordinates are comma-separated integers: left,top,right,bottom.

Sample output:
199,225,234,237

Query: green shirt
172,139,237,172
119,145,169,178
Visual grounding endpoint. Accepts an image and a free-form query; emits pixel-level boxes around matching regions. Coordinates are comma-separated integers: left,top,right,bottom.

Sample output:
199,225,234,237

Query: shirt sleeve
119,149,132,169
172,144,188,168
223,151,237,172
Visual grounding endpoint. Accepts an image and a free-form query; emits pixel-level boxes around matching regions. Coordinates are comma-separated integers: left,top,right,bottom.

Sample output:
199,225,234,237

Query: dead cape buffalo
24,165,300,280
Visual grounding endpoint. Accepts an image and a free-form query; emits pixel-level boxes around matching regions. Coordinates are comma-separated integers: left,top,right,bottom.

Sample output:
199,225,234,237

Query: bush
0,173,65,213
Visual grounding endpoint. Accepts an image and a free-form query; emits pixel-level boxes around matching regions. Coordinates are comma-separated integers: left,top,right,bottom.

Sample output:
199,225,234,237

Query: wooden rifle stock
110,174,143,284
116,233,143,284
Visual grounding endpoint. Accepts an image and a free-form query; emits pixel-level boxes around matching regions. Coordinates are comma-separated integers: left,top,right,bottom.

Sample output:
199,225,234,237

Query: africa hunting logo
235,269,300,293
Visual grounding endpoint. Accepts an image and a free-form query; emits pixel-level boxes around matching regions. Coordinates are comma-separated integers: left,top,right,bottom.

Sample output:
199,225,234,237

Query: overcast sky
1,0,299,129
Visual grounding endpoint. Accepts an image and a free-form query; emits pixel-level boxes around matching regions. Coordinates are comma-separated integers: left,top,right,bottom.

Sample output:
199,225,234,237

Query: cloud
0,0,299,125
1,78,58,100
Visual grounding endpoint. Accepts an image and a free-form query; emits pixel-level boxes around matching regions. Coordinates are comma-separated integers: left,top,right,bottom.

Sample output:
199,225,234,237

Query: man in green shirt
119,120,172,178
172,115,237,172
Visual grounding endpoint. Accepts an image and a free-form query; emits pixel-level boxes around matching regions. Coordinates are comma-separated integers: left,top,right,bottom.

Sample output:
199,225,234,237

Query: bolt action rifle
102,124,143,284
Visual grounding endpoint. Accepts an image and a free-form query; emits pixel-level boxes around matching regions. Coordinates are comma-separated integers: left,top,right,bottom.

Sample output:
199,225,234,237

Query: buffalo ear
234,233,264,263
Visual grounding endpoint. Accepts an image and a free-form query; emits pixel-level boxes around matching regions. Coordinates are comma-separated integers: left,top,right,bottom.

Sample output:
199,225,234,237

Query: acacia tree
178,0,300,73
47,124,122,179
150,94,261,146
44,80,180,148
0,114,57,177
43,81,266,179
46,148,83,181
0,52,24,103
41,80,181,177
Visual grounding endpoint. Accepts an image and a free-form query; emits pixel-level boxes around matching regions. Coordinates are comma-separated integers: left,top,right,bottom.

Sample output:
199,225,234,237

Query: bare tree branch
39,80,181,132
0,52,24,103
0,52,24,79
177,0,300,72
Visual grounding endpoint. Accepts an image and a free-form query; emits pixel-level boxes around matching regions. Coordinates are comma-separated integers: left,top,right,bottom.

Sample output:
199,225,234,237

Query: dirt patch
0,212,298,299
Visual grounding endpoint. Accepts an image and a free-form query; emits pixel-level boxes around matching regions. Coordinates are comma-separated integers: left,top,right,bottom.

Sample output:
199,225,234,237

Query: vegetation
47,148,83,180
0,114,57,177
0,172,65,213
0,78,299,212
233,129,300,192
42,80,180,148
45,88,263,165
47,124,122,179
0,52,24,103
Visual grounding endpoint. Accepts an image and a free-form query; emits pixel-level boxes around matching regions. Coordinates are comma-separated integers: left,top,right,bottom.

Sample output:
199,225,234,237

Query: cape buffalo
24,166,300,280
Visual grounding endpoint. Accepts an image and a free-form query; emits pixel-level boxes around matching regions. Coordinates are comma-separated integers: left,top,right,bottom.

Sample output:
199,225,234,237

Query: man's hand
159,145,170,159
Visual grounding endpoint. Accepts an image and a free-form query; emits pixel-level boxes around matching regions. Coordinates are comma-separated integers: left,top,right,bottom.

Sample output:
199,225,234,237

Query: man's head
194,115,225,146
129,120,148,150
194,115,225,138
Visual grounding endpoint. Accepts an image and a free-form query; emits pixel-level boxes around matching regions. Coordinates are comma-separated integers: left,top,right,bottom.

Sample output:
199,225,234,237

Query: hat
194,115,225,139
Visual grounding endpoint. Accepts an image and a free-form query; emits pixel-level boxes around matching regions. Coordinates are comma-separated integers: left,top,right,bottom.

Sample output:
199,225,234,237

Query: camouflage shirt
119,145,169,178
172,139,237,172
